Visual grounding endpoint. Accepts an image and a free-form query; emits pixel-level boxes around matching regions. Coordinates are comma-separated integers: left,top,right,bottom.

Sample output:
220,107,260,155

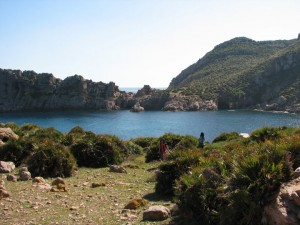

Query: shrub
4,122,20,134
212,132,240,143
22,127,64,143
28,143,76,178
0,139,36,166
124,141,143,155
145,133,198,162
176,172,225,225
131,137,157,148
173,135,199,150
250,126,281,142
155,150,201,196
71,135,128,168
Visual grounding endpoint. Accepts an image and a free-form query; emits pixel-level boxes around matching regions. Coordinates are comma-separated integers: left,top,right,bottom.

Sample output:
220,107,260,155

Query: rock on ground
0,161,15,173
109,165,127,173
263,177,300,225
143,205,171,221
0,127,19,142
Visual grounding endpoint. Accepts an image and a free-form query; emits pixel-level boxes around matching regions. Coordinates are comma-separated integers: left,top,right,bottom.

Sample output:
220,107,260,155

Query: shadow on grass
143,192,172,202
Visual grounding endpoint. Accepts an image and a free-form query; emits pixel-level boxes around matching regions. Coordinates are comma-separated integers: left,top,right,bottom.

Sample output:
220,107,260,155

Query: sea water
1,110,300,141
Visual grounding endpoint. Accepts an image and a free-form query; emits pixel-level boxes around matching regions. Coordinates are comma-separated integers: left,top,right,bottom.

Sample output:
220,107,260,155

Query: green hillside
168,37,300,110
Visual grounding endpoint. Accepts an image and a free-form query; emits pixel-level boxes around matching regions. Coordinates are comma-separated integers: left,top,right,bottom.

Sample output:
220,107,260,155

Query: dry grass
0,156,172,225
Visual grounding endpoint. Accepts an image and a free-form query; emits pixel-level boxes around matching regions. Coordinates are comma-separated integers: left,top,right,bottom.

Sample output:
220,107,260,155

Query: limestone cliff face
0,69,123,112
0,69,217,112
134,85,217,111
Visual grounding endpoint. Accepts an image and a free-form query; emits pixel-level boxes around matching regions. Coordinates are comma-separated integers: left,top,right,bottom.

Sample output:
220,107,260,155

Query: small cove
1,110,300,141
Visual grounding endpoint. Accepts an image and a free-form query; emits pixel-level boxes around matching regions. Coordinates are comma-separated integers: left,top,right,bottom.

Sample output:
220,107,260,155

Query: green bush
145,133,198,162
124,141,143,155
131,137,157,148
176,171,224,225
71,135,128,168
28,143,76,178
4,122,20,134
250,126,282,142
0,139,36,166
173,135,199,150
212,132,240,143
22,127,64,143
155,150,201,196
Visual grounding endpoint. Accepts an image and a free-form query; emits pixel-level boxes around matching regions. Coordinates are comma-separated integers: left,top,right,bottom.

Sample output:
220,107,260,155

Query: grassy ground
0,156,173,225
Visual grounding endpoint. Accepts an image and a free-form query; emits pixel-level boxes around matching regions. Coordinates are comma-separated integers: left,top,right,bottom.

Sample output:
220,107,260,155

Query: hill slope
168,37,300,112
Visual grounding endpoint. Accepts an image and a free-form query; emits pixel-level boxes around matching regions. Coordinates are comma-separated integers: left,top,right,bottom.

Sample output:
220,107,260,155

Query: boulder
124,199,148,210
143,205,171,221
0,161,15,173
130,102,144,112
19,167,28,174
0,188,10,198
32,177,45,184
0,127,19,142
6,174,17,182
109,165,127,173
19,171,31,181
35,183,52,190
294,167,300,179
52,177,66,186
91,182,106,188
263,177,300,225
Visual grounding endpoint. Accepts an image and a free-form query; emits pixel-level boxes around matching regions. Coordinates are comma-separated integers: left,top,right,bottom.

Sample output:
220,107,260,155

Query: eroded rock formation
0,69,217,112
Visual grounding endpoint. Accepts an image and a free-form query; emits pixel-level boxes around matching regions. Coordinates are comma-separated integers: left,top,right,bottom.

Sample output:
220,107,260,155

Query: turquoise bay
1,110,300,141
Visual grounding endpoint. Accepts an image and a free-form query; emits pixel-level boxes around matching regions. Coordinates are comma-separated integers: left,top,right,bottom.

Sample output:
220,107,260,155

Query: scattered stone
0,161,15,173
91,182,106,188
51,183,67,192
239,133,250,138
19,167,28,174
6,174,17,182
19,171,31,181
294,167,300,179
124,164,140,169
263,177,300,224
32,177,45,184
52,177,66,186
143,205,171,221
0,184,10,198
0,127,19,142
109,165,127,173
35,183,52,190
70,206,79,211
124,199,148,210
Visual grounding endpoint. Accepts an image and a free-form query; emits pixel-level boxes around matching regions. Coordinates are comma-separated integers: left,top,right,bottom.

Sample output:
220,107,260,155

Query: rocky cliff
0,69,216,112
0,69,123,112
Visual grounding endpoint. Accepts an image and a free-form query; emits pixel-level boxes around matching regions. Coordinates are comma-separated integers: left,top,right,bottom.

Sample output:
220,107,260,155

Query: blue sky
0,0,299,87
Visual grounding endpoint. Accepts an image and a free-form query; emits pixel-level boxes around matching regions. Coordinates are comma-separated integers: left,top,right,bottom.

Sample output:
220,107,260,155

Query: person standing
160,139,168,160
198,132,205,148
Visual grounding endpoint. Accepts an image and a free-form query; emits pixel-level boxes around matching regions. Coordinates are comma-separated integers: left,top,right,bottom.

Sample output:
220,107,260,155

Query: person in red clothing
159,139,168,160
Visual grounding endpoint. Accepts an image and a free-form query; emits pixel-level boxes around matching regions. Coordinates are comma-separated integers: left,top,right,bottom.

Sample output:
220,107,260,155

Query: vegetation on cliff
168,37,300,111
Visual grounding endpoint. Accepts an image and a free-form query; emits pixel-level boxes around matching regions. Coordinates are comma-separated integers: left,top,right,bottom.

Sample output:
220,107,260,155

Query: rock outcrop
0,69,125,112
0,69,218,112
263,177,300,225
0,128,19,142
0,161,15,173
